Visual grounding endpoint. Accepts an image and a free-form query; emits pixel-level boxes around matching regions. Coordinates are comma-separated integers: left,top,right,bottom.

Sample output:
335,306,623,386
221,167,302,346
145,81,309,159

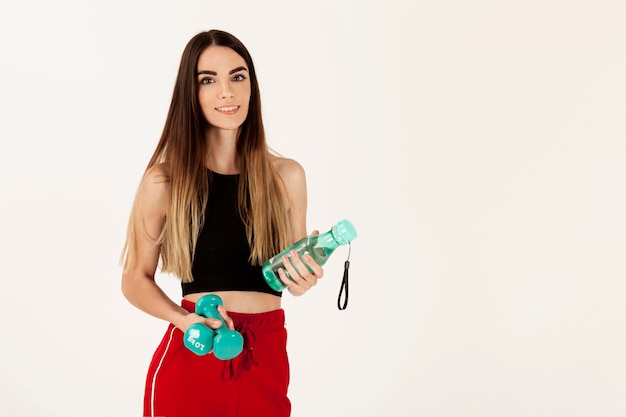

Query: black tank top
181,171,282,297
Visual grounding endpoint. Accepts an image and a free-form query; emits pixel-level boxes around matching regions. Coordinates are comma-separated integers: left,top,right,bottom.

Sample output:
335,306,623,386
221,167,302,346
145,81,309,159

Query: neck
204,127,240,174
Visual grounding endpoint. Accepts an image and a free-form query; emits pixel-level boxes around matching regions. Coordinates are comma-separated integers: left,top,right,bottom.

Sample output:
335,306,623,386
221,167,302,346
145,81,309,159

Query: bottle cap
332,219,357,245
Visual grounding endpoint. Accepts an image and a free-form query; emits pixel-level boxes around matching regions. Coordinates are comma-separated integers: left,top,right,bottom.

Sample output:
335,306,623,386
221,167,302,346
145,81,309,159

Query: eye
232,74,247,82
199,77,214,85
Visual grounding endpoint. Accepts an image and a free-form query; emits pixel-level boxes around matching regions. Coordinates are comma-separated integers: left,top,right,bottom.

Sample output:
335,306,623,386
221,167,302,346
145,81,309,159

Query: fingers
203,307,235,330
278,250,324,296
194,306,234,331
217,305,235,330
200,316,222,330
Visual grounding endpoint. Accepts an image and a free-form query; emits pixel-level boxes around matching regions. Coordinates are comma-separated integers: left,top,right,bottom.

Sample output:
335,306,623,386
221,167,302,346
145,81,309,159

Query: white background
1,0,625,416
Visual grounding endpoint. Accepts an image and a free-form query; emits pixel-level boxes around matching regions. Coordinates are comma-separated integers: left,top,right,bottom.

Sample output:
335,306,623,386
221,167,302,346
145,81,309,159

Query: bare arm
274,158,324,296
121,165,227,331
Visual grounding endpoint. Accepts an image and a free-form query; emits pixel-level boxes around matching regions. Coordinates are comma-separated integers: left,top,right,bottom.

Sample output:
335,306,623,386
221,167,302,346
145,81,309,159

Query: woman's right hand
175,305,235,333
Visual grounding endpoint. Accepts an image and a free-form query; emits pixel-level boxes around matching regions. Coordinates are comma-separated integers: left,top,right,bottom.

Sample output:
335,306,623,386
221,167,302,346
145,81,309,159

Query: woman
121,29,323,417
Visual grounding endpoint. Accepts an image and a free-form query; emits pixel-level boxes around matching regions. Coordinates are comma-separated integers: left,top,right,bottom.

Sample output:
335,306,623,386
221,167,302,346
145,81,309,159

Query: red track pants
143,300,291,417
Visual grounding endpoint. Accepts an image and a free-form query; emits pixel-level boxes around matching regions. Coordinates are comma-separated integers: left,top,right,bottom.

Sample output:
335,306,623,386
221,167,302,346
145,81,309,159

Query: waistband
181,299,285,333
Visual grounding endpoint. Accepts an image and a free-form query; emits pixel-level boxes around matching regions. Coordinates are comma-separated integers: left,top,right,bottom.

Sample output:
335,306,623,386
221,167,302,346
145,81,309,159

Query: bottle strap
337,243,351,310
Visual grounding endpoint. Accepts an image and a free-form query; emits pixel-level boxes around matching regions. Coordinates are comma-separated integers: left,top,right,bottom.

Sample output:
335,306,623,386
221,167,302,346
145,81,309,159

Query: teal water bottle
262,219,357,291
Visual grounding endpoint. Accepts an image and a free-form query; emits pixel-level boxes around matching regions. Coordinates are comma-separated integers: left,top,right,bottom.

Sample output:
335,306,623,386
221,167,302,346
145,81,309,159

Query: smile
215,105,240,114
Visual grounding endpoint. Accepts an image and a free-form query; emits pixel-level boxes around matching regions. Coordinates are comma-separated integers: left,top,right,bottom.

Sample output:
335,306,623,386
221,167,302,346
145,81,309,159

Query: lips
215,105,240,114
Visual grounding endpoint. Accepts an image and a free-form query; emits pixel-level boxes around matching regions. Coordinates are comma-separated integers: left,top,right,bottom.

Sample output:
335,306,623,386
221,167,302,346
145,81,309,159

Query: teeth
216,106,238,112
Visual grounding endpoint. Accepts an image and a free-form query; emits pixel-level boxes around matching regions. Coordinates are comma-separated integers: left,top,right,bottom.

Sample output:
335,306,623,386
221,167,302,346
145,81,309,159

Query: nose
218,81,234,99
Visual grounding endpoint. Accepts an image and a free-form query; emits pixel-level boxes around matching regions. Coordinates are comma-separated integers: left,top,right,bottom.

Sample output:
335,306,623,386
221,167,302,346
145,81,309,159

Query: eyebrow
197,66,248,76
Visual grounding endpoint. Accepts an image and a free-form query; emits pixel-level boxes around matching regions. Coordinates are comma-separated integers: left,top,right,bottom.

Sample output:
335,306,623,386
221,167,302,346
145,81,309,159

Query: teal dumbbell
183,294,244,360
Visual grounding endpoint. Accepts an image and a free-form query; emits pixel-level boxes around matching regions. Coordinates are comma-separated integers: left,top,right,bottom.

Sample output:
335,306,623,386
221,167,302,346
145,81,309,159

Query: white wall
1,1,625,416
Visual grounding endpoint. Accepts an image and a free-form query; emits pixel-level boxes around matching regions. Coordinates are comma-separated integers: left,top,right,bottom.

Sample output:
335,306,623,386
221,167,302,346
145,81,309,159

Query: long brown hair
122,30,291,282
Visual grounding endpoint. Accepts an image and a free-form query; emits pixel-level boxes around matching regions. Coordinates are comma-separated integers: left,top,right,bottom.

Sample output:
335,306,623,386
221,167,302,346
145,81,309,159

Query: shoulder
135,162,171,216
270,155,306,189
143,162,171,184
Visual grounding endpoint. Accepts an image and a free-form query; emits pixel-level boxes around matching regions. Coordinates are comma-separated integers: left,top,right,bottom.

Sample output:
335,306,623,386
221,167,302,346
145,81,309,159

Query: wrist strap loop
337,243,351,310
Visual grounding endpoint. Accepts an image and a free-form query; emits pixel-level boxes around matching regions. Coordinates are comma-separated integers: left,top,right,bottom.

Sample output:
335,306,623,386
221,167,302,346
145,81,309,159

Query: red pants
143,300,291,417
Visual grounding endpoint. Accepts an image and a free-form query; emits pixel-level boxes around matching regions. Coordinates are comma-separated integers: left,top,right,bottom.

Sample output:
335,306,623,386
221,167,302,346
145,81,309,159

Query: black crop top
181,171,282,297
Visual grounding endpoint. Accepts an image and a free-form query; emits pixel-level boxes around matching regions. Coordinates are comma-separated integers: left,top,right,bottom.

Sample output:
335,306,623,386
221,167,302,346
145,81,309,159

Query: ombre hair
122,30,291,282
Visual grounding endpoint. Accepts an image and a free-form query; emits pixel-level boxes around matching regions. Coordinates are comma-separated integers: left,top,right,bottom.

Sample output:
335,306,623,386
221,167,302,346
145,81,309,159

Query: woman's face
196,46,251,132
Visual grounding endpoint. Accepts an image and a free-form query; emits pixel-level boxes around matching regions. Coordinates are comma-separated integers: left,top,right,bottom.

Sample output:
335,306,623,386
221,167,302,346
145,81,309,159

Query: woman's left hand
278,232,324,296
